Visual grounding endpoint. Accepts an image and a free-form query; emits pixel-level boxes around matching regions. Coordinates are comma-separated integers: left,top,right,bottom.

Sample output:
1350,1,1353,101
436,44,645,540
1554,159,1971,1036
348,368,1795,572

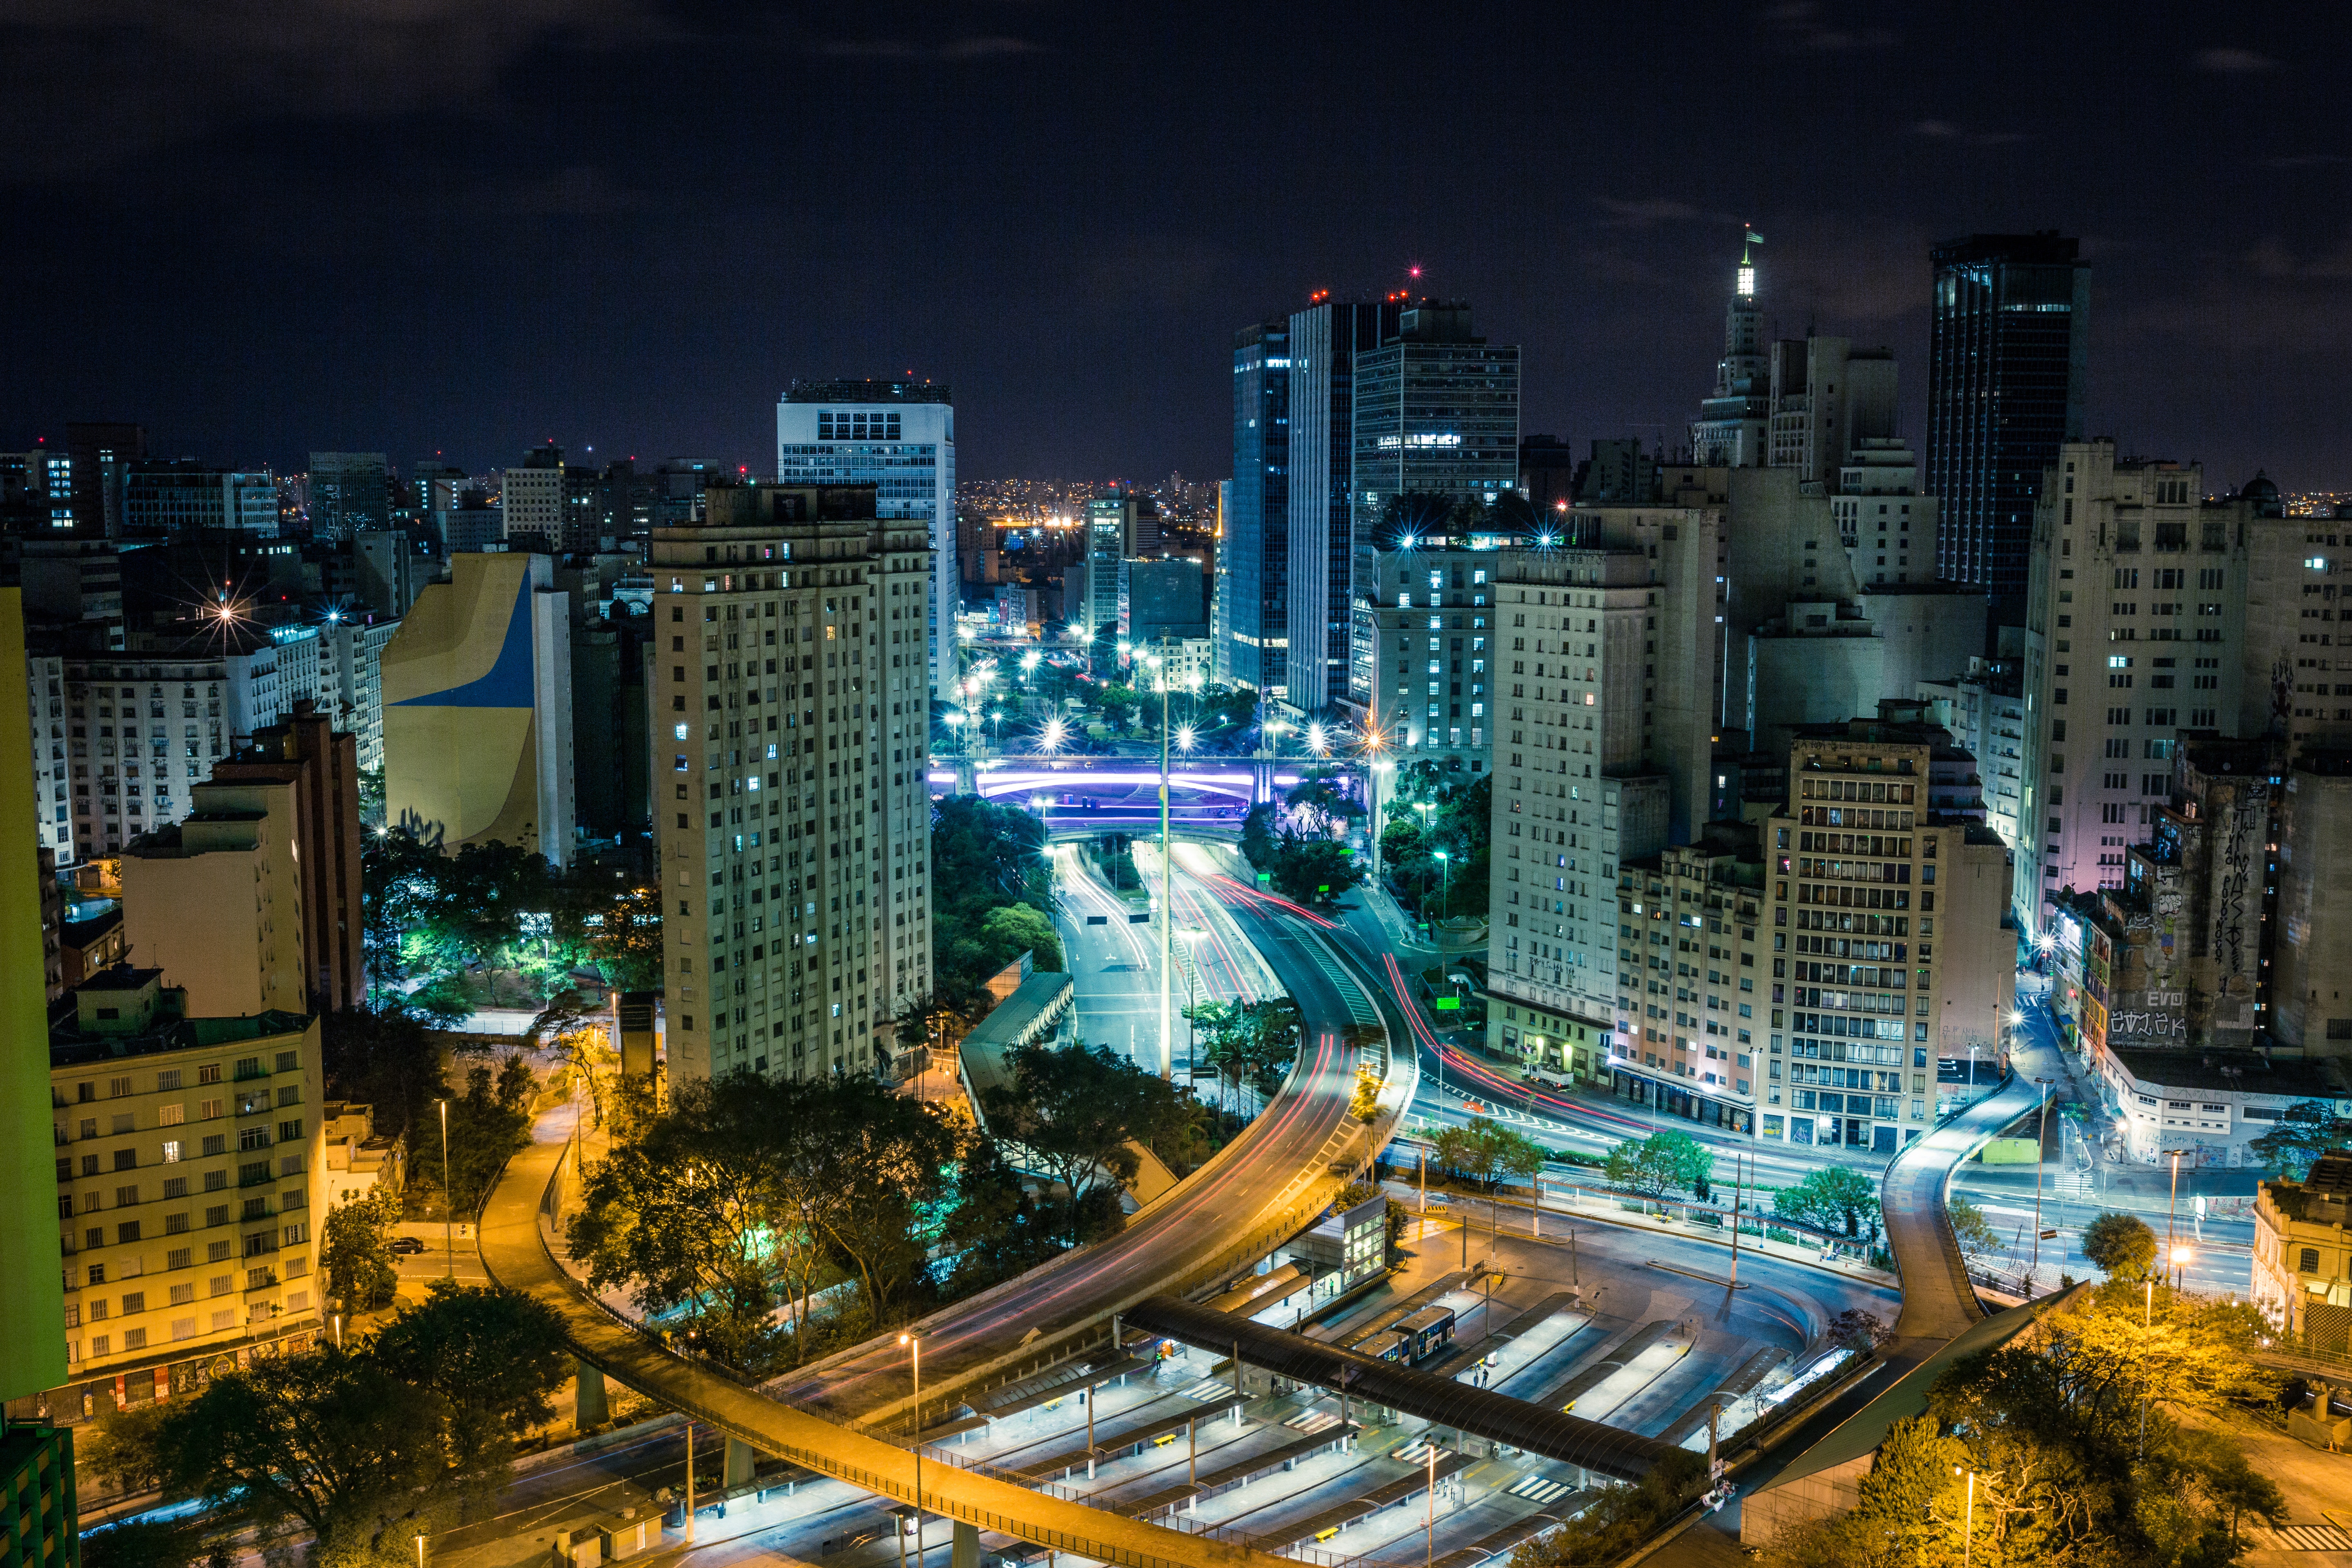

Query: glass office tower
1927,233,2089,601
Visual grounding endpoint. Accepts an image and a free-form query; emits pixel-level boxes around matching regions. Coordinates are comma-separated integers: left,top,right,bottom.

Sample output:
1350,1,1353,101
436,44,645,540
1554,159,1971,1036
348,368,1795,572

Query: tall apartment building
1483,514,1721,1067
47,969,323,1408
1605,833,1767,1127
1766,337,1897,486
1917,653,2028,853
650,483,933,1083
2018,442,2296,931
1284,298,1400,712
499,451,566,548
213,699,366,1011
0,588,70,1404
1757,718,2014,1152
2276,748,2352,1053
305,453,390,540
64,423,146,539
1348,301,1520,713
121,462,279,539
777,381,958,697
1359,533,1514,768
47,631,290,862
1222,321,1290,697
121,774,309,1019
1832,439,1940,589
1690,236,1770,468
1928,233,2089,599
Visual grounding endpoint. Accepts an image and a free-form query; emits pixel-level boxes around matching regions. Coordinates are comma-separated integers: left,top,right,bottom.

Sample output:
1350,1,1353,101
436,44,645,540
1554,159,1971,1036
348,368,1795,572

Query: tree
977,902,1065,973
1270,835,1364,907
2249,1097,2351,1180
1239,803,1279,871
2081,1209,2159,1281
80,1517,228,1568
567,1072,798,1371
1774,1165,1881,1242
583,883,663,991
1432,1117,1549,1246
154,1347,448,1567
321,1187,403,1314
1601,1129,1711,1201
981,1040,1183,1229
366,1281,570,1490
318,1007,448,1145
1948,1194,2001,1269
2206,1443,2289,1547
425,1059,534,1219
1285,775,1363,838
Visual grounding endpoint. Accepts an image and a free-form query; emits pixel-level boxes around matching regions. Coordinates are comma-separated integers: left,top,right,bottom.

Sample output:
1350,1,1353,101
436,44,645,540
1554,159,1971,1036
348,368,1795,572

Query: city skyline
0,5,2345,488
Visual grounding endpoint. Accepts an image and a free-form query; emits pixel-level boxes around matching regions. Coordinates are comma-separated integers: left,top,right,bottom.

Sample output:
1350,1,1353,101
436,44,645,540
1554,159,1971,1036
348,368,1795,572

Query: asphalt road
776,843,1374,1425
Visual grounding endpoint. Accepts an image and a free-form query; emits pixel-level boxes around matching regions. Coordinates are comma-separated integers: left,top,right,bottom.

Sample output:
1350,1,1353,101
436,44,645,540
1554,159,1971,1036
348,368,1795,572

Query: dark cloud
1910,118,2031,146
0,0,658,179
2194,47,2282,73
1759,1,1897,52
814,34,1046,59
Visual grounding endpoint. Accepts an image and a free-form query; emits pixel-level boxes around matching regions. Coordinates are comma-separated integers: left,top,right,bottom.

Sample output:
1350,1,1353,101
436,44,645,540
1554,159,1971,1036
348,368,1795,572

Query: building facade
1223,321,1290,697
47,971,323,1408
1755,720,2015,1152
121,463,278,539
2017,443,2295,932
121,775,309,1019
2256,1155,2352,1340
1928,233,2089,598
381,552,575,866
1690,237,1769,468
305,453,390,541
1284,298,1400,713
650,483,933,1083
212,701,366,1012
777,381,958,699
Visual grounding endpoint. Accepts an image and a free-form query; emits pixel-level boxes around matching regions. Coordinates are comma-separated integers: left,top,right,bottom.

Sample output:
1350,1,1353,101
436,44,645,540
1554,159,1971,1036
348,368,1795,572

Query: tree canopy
1773,1164,1882,1241
2080,1211,2158,1281
1602,1129,1713,1200
2247,1098,2350,1180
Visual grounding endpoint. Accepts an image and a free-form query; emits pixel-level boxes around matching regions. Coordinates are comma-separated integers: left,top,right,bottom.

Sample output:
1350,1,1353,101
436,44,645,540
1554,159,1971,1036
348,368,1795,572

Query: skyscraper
777,382,957,699
306,453,390,540
1348,300,1520,710
1284,298,1400,713
1689,234,1769,468
1222,320,1289,697
1928,232,2089,600
650,483,932,1083
64,422,145,539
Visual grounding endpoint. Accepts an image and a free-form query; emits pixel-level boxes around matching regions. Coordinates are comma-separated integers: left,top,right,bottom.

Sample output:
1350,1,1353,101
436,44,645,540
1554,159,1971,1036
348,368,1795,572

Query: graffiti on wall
2212,783,2268,989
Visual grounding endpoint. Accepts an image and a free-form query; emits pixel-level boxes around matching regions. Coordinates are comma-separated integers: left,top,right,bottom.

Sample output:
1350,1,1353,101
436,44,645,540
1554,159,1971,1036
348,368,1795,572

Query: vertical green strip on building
0,589,68,1401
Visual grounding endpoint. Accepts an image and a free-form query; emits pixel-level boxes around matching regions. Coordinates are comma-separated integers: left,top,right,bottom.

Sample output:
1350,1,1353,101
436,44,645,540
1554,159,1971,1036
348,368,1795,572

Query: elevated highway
477,833,1412,1568
479,1118,1296,1568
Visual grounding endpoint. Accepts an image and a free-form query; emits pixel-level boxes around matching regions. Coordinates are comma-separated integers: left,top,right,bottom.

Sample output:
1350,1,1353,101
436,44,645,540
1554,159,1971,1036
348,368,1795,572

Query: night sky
4,1,2347,490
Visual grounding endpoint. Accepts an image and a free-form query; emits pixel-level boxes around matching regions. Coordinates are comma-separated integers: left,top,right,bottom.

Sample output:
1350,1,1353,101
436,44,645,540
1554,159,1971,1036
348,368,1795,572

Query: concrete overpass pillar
951,1520,979,1568
724,1436,756,1487
573,1361,608,1432
953,755,977,795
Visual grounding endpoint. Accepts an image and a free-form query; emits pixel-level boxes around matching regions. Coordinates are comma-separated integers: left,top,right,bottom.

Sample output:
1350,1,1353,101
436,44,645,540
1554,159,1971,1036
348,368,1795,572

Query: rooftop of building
2105,1045,2345,1100
2262,1154,2352,1224
48,966,309,1066
2293,746,2352,778
785,379,952,405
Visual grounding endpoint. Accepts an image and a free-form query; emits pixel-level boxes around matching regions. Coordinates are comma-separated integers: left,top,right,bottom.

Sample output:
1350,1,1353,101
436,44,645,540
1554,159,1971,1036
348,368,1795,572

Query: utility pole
1156,643,1174,1079
2029,1077,2054,1289
683,1419,695,1545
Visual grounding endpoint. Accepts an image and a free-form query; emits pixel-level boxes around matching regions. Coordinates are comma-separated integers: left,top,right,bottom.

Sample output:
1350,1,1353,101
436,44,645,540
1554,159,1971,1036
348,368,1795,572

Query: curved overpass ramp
480,1122,1294,1568
477,853,1407,1568
1880,1072,2044,1340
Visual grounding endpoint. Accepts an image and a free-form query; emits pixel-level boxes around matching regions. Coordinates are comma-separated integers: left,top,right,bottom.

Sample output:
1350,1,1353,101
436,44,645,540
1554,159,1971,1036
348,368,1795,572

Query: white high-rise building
777,382,956,698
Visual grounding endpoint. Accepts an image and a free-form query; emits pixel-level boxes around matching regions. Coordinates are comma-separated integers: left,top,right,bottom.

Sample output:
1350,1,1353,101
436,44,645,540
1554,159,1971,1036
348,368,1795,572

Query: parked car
388,1236,427,1255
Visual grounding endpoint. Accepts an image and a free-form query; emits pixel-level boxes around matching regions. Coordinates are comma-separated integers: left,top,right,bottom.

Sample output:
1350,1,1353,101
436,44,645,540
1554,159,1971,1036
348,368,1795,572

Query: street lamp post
1953,1468,1975,1568
1152,646,1174,1080
1178,929,1206,1086
900,1333,922,1561
2029,1077,2054,1288
439,1098,451,1279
